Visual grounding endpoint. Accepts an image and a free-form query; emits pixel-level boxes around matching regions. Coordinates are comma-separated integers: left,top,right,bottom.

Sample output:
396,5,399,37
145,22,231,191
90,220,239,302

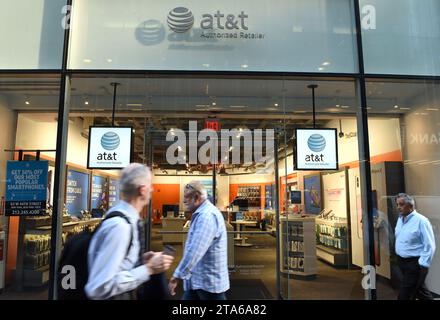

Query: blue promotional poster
108,178,120,207
66,170,90,217
304,174,322,215
91,175,107,209
5,161,48,216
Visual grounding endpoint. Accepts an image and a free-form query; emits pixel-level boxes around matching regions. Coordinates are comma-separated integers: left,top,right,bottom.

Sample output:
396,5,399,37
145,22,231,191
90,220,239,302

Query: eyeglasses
185,184,197,192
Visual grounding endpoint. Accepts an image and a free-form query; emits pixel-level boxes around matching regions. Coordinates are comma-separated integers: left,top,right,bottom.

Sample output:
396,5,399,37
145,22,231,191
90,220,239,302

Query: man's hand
419,265,429,275
143,251,174,275
168,277,179,296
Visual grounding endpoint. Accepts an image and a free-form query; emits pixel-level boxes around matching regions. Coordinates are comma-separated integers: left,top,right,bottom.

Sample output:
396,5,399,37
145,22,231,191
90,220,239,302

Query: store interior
1,76,439,299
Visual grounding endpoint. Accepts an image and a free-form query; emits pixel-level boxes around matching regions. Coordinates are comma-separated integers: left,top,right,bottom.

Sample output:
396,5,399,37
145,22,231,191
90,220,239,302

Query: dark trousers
183,289,227,300
397,256,433,300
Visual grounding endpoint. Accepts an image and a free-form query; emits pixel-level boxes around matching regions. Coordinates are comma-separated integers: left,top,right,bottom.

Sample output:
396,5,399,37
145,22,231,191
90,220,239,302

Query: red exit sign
205,119,221,131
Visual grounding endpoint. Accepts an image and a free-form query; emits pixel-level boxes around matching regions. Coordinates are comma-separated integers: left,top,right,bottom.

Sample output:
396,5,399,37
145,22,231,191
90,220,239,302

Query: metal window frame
0,0,436,300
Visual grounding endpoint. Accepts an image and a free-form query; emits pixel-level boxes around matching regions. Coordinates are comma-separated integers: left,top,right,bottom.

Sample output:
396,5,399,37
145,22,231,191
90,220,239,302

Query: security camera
339,131,344,138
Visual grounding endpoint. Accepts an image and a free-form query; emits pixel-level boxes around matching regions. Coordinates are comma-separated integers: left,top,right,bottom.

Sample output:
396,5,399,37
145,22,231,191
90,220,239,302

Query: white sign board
87,127,133,169
295,129,338,171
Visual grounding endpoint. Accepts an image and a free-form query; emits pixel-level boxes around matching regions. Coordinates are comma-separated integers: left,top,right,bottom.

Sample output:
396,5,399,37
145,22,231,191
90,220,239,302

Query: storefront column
353,0,377,300
48,0,72,300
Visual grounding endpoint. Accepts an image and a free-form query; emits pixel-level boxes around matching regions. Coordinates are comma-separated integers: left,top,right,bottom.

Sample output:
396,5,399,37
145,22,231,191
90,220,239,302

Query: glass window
360,0,440,76
366,79,440,299
69,0,358,73
0,75,60,299
0,0,65,69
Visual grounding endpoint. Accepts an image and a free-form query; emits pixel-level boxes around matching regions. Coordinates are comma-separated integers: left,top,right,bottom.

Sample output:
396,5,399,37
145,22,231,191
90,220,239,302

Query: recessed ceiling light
241,64,249,68
107,59,113,63
322,61,331,66
212,102,216,106
274,103,279,107
426,108,439,111
202,63,210,68
25,101,30,105
335,104,340,108
394,105,399,109
85,101,89,105
318,67,325,71
83,59,92,63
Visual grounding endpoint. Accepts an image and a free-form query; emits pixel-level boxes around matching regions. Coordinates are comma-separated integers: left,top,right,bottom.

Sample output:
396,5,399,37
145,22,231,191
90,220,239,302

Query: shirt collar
107,200,140,222
192,199,210,217
401,210,416,223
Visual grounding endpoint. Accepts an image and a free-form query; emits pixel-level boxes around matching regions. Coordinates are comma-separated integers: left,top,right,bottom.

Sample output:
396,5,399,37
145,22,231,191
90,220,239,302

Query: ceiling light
426,108,439,111
85,101,89,105
212,102,216,106
394,105,399,109
229,146,234,152
202,63,210,68
335,104,340,108
400,107,411,110
318,67,325,71
83,59,92,63
241,64,249,68
274,103,279,107
25,101,30,105
107,59,113,63
322,61,331,66
177,146,182,151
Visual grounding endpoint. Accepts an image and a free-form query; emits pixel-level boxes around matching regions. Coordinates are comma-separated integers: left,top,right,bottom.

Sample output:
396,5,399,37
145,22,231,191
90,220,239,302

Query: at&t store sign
87,127,133,169
295,128,338,171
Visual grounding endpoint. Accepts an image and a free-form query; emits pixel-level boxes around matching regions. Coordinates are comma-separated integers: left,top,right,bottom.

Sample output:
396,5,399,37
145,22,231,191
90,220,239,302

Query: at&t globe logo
307,134,326,152
101,132,120,151
167,7,194,33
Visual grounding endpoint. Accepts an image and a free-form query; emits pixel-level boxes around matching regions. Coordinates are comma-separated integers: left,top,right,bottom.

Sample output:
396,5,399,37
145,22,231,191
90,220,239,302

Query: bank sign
295,129,338,171
87,127,133,169
5,161,48,216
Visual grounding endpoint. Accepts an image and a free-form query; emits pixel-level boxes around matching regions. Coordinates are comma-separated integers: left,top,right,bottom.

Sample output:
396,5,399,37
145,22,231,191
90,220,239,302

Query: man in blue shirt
395,193,436,300
168,181,230,300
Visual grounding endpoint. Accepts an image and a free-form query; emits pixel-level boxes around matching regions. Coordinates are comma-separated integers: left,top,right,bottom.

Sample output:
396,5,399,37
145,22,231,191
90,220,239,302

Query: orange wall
151,184,180,224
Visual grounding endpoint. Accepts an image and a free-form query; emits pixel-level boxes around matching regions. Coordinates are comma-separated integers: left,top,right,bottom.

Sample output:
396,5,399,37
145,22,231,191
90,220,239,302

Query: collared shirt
395,210,436,268
173,199,230,293
85,200,150,300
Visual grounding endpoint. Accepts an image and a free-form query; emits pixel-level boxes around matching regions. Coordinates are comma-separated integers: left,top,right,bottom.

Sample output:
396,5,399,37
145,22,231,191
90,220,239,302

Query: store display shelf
318,233,345,239
315,217,348,228
34,218,101,231
316,244,349,266
288,251,304,257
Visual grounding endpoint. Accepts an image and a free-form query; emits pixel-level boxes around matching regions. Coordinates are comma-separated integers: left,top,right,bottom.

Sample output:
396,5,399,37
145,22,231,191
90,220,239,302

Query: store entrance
144,121,279,300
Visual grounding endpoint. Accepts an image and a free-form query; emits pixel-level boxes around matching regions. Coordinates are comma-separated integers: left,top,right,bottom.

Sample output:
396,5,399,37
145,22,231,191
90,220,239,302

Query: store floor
151,225,399,300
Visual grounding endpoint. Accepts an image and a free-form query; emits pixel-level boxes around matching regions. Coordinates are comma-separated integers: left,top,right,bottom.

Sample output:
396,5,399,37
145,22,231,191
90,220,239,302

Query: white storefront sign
87,127,133,169
295,128,338,171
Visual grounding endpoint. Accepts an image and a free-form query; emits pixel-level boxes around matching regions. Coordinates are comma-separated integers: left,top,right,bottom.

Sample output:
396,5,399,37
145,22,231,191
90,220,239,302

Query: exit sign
205,119,221,131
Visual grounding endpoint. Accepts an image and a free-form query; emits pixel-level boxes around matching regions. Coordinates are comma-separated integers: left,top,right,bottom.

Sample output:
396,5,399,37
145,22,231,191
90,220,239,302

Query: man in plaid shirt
169,181,230,300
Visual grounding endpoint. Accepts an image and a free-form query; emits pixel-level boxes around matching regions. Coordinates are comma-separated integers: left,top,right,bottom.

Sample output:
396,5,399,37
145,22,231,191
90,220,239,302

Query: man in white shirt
395,193,436,300
85,163,174,300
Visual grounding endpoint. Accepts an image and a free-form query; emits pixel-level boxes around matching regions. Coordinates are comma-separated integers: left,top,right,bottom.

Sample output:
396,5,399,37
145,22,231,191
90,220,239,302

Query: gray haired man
395,193,436,300
85,163,174,299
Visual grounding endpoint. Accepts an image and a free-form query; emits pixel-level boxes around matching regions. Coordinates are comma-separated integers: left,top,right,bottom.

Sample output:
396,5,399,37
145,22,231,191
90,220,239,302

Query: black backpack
57,211,133,300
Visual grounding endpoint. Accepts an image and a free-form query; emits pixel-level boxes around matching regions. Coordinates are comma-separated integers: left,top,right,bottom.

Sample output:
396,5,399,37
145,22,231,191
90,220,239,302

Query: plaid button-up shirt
173,200,230,293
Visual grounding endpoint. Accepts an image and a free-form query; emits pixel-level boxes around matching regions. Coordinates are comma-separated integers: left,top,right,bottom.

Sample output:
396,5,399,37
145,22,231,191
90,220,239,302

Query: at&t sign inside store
295,129,338,171
87,127,133,169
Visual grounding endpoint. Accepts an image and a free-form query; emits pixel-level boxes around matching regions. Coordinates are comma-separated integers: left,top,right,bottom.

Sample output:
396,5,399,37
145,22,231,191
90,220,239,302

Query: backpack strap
100,211,134,257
